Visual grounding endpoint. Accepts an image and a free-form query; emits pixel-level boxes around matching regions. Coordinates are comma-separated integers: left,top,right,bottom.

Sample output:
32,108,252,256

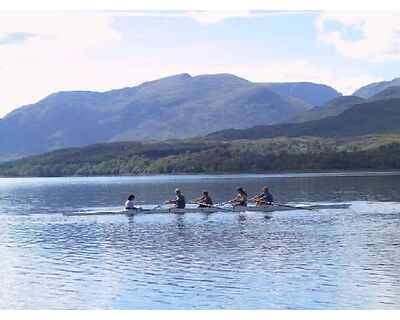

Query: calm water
1,172,400,309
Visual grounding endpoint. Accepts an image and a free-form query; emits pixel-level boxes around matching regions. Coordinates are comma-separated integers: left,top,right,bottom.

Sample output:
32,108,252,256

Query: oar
190,202,232,212
273,202,316,211
215,201,232,207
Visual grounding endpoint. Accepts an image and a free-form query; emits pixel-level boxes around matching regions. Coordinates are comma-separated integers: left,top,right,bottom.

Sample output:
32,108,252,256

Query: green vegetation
1,135,400,177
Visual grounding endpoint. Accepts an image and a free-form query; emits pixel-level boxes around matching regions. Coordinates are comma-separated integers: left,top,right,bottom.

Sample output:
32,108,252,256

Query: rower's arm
249,193,262,201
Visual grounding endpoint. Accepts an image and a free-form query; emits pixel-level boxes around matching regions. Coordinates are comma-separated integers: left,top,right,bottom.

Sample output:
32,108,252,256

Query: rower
192,191,213,208
250,186,274,206
229,187,248,207
125,194,137,210
165,188,186,209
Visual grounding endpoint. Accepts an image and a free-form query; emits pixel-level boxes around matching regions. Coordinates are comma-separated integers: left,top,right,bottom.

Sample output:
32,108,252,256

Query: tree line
1,138,400,177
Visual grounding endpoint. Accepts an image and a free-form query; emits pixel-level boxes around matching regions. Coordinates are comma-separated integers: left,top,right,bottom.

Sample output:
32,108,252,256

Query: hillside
353,78,400,98
369,86,400,101
281,86,400,125
0,73,341,161
264,82,341,107
1,135,400,177
284,95,365,123
207,99,400,140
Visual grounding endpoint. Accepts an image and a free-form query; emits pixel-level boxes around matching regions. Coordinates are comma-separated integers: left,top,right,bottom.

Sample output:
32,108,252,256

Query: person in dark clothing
165,188,186,209
192,191,213,208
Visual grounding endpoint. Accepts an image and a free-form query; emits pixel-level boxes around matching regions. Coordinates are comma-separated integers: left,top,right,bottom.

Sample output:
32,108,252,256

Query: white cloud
183,11,252,24
71,10,314,25
317,12,400,62
182,10,316,24
0,13,121,117
98,10,254,25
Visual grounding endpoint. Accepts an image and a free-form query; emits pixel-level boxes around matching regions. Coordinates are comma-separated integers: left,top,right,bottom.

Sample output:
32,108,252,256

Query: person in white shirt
125,194,137,210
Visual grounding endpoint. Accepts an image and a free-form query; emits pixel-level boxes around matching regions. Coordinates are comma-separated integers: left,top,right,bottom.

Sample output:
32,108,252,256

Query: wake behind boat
63,203,351,217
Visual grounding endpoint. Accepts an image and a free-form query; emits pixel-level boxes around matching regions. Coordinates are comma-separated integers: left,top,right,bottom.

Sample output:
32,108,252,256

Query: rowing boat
63,203,351,217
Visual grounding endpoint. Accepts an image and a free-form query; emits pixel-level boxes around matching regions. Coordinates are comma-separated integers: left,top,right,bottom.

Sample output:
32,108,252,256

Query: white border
2,310,400,320
1,0,400,319
0,0,400,11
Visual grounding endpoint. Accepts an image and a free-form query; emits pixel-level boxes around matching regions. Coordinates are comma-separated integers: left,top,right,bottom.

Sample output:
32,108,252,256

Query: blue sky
1,11,399,116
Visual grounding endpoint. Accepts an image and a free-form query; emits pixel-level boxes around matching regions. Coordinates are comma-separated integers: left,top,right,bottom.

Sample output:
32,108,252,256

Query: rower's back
176,193,186,209
203,195,213,205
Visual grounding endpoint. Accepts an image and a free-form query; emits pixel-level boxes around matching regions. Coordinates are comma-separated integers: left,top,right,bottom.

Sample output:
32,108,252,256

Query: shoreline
1,168,400,179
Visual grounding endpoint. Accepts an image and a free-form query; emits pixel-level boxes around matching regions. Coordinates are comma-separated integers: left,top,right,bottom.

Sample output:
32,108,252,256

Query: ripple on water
1,175,400,308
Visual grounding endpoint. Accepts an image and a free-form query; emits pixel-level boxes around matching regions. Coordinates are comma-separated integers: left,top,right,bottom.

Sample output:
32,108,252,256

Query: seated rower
125,194,138,210
165,188,186,209
192,191,213,208
250,186,274,206
229,187,248,207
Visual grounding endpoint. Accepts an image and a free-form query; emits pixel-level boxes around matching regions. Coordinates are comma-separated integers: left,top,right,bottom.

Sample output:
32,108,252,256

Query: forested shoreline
1,135,400,177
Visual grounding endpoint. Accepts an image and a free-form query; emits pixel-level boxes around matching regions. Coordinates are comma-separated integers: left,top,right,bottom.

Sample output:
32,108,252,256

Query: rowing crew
125,186,274,210
229,187,274,207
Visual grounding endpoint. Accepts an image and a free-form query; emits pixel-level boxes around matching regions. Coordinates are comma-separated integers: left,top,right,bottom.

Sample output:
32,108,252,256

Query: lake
1,172,400,309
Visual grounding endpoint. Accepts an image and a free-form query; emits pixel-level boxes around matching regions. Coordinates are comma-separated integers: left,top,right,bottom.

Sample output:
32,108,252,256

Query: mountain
353,78,400,98
207,99,400,140
282,85,400,125
264,82,341,107
368,86,400,101
0,73,340,161
284,95,365,123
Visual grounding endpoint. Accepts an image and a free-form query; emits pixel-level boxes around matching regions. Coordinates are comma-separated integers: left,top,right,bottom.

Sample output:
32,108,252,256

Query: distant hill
282,85,400,124
264,82,341,107
353,78,400,98
368,86,400,101
207,99,400,140
0,73,341,161
285,96,365,123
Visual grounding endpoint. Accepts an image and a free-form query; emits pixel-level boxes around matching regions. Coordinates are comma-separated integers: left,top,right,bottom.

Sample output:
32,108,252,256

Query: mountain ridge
353,77,400,98
207,98,400,140
264,81,341,107
0,73,341,161
283,95,366,123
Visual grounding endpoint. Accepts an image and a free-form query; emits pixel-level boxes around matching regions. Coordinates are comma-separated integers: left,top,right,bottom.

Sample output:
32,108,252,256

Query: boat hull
63,203,351,217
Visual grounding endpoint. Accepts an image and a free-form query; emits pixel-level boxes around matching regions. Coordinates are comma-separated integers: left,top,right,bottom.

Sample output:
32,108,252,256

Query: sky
1,11,400,117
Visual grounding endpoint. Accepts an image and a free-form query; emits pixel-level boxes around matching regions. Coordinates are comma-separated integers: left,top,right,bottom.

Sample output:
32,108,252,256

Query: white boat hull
63,203,351,217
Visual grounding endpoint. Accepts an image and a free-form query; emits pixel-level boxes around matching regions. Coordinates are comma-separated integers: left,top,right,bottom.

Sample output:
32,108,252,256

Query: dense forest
1,135,400,177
